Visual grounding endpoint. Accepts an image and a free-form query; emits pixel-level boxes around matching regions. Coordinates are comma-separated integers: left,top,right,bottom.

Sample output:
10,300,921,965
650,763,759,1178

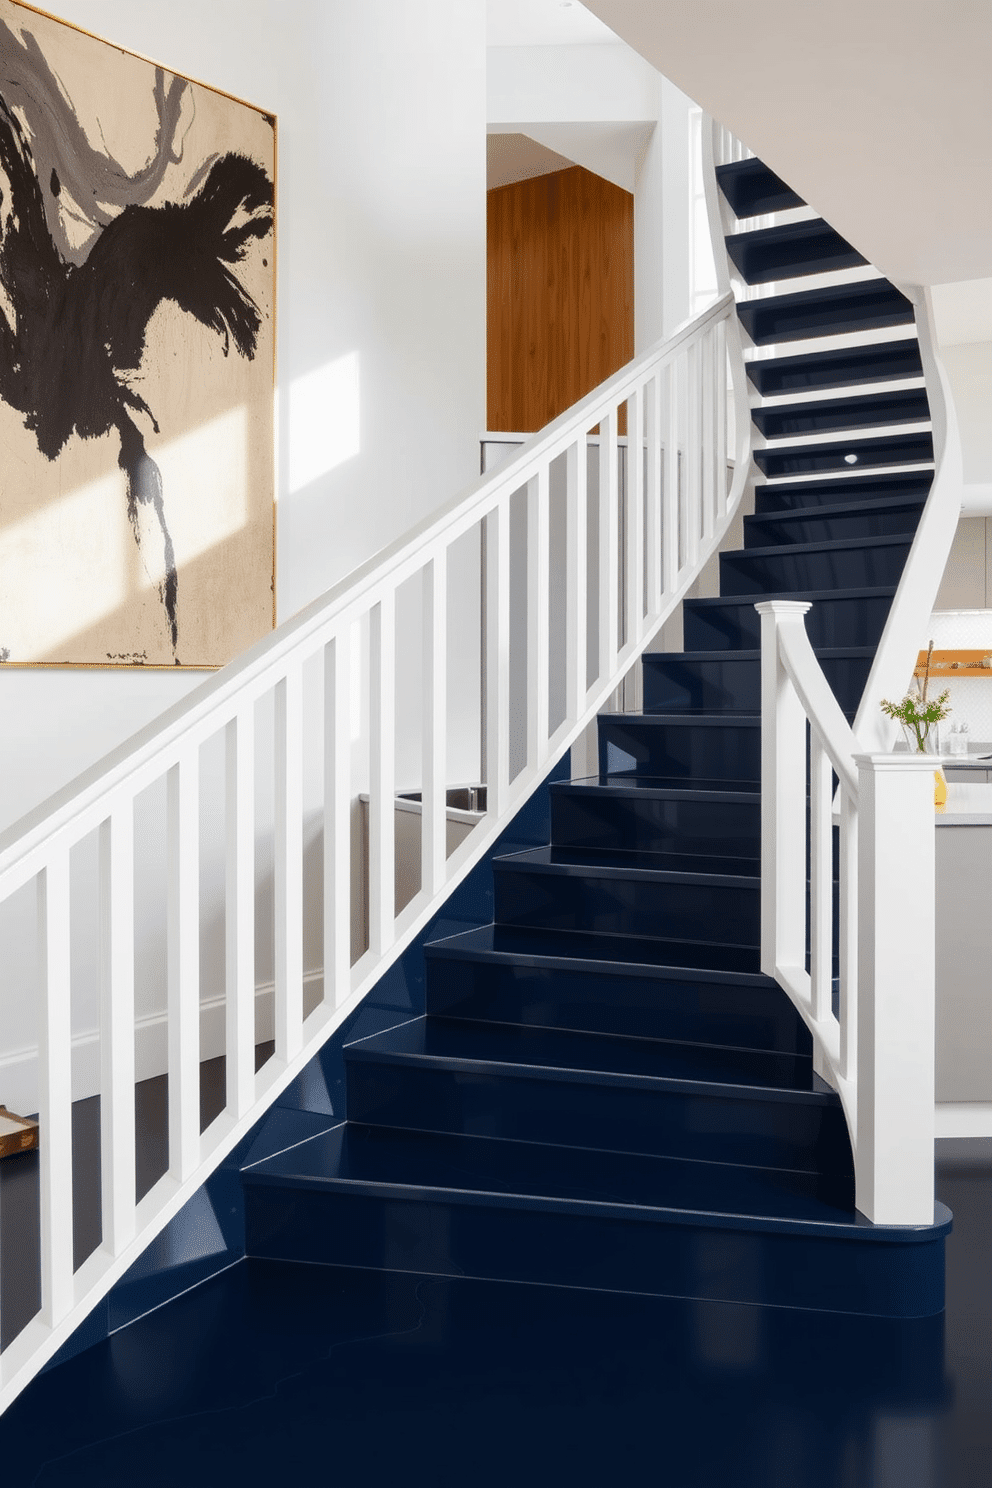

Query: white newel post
757,601,812,983
854,754,937,1225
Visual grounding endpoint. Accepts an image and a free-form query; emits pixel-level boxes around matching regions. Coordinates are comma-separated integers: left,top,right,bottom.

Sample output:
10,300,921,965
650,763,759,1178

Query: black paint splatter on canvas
0,18,273,661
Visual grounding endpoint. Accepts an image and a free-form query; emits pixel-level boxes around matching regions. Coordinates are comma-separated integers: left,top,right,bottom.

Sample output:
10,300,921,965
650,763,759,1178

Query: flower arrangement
880,640,951,752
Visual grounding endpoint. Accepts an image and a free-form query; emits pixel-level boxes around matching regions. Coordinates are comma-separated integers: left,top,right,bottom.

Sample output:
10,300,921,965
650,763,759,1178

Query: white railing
0,289,752,1413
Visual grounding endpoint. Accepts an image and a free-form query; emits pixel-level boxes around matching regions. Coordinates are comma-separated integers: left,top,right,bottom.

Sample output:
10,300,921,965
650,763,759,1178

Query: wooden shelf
915,648,992,679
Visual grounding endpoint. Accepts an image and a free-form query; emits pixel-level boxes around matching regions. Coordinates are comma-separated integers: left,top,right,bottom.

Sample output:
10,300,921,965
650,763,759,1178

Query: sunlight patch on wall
288,352,361,493
0,468,127,658
152,405,249,577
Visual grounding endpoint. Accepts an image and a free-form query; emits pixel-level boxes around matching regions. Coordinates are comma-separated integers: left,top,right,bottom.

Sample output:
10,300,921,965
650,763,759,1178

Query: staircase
241,156,950,1318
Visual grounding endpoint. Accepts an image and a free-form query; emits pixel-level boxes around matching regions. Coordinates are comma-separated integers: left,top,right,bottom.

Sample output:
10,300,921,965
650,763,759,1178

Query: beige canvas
0,0,275,667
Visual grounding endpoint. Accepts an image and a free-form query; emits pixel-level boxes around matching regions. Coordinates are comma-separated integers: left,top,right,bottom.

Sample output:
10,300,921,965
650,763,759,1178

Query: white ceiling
488,0,618,48
583,0,992,288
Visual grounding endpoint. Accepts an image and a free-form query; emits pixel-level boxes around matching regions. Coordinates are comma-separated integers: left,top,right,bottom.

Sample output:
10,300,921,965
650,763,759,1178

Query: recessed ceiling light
844,453,858,464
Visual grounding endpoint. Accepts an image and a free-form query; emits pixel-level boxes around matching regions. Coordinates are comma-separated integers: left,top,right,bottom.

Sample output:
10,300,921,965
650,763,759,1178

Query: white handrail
853,287,964,752
0,286,751,1413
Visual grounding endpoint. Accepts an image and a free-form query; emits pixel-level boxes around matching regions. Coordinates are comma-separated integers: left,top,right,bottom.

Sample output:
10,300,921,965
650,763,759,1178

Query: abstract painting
0,0,275,666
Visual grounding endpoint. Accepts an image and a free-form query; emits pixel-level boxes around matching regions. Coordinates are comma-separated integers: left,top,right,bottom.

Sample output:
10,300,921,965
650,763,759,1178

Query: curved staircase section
242,152,952,1315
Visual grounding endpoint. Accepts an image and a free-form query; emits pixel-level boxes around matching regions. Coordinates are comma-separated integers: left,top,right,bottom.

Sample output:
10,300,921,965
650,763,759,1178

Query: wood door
487,165,634,433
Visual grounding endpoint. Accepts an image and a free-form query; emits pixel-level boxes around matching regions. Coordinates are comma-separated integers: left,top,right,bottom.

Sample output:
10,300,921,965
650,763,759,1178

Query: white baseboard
935,1103,992,1138
0,970,325,1115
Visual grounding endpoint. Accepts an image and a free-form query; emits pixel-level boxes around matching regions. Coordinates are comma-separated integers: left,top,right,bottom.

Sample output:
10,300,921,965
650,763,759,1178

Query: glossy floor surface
0,1141,987,1488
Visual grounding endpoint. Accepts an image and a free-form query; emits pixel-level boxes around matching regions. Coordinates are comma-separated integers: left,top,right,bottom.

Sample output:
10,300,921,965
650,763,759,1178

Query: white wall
0,0,487,1102
0,0,487,833
487,42,694,352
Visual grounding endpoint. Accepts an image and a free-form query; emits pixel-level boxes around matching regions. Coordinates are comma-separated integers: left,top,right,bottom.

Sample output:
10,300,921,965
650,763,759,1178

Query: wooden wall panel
487,165,634,433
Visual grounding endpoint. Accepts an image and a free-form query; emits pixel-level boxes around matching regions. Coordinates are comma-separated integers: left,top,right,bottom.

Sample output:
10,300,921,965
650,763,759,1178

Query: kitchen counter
936,781,992,826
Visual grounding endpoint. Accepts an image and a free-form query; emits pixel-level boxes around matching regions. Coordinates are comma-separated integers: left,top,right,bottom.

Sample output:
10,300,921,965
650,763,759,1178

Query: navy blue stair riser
345,1063,850,1178
745,340,924,398
551,783,761,856
754,471,932,512
751,390,930,441
744,502,925,547
598,715,761,781
737,281,914,346
683,589,895,651
754,433,934,479
244,1184,948,1319
719,538,912,597
725,219,867,285
424,949,812,1056
715,158,804,219
493,860,761,946
641,650,871,716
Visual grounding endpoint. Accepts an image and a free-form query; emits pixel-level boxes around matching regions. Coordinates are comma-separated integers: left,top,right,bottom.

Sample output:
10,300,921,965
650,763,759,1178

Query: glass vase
900,722,946,806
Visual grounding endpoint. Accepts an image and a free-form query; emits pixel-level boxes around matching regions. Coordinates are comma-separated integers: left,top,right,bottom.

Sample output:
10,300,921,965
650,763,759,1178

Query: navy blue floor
0,1141,987,1488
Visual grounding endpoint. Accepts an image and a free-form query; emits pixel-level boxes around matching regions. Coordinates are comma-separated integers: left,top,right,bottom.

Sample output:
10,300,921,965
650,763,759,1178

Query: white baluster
99,806,136,1253
565,436,588,726
324,632,351,1005
686,339,702,568
758,602,811,982
37,855,74,1326
226,709,256,1116
645,374,662,615
701,330,716,544
167,754,200,1180
854,754,936,1225
626,386,644,643
485,504,510,814
224,708,255,1118
809,735,833,1028
839,790,858,1082
369,594,396,955
663,360,679,592
598,408,619,681
715,317,728,515
527,467,551,767
422,555,448,898
275,667,304,1060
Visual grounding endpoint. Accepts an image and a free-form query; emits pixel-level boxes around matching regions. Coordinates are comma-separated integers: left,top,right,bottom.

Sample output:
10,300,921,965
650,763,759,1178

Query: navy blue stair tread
751,389,930,440
724,219,867,285
715,158,804,218
748,494,925,527
600,710,760,726
756,470,932,507
345,1014,816,1094
687,583,895,609
737,280,915,345
745,338,924,396
754,433,934,478
723,533,912,560
425,923,765,979
644,646,873,664
553,773,761,801
578,768,762,794
743,500,926,549
495,843,760,882
245,1124,952,1243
